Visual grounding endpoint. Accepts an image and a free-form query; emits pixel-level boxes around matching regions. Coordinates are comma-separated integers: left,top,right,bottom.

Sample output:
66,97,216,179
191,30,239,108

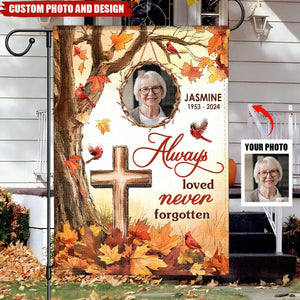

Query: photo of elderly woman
245,155,289,203
122,65,177,127
131,70,167,126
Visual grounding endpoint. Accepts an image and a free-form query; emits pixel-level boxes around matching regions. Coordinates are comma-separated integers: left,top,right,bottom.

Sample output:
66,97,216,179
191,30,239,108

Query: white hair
133,70,167,101
253,156,283,183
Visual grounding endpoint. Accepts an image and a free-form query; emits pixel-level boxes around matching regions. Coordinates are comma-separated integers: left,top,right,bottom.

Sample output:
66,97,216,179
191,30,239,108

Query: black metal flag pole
5,29,53,300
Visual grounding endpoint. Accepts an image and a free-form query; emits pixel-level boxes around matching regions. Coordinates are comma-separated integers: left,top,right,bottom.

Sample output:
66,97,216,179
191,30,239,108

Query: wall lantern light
249,0,269,39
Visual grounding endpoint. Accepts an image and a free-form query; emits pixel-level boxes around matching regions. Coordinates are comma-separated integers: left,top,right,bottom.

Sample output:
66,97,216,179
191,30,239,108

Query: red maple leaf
64,156,81,175
87,74,110,94
129,220,150,242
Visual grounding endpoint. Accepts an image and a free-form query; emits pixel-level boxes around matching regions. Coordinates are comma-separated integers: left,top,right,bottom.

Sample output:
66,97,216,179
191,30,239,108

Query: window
95,1,228,26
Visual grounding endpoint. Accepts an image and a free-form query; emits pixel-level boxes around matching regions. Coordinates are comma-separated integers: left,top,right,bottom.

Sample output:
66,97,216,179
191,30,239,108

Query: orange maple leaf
87,74,110,94
197,56,214,69
111,32,134,50
203,249,229,275
96,119,110,135
64,155,81,175
78,62,85,74
193,26,205,33
129,219,150,242
74,46,88,60
181,62,202,82
207,27,229,55
130,245,167,275
56,221,78,245
145,223,180,256
208,65,227,83
216,48,228,67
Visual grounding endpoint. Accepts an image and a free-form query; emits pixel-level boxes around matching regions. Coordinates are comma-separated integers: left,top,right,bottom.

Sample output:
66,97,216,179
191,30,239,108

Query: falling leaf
96,119,110,135
78,62,85,74
76,112,89,124
187,0,199,5
87,74,110,94
190,263,206,276
111,32,134,50
56,221,78,245
145,223,180,256
130,245,167,275
181,62,202,82
197,57,214,69
208,66,227,83
53,30,59,40
74,46,87,60
99,244,122,265
64,155,81,175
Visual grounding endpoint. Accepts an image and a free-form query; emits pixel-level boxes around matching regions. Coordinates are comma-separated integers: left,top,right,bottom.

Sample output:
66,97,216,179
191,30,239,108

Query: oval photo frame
119,61,181,128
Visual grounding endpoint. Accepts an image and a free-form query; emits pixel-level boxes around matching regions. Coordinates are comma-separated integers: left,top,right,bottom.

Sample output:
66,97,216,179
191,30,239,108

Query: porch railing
248,104,300,253
35,109,53,186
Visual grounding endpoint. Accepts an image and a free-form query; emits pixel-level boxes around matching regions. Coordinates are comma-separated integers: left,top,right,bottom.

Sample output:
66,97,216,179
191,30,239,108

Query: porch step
225,253,297,283
230,232,276,253
224,212,297,282
229,211,272,233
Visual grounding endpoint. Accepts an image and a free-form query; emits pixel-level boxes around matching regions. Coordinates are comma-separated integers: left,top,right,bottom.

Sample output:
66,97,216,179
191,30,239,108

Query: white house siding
228,0,300,216
1,2,300,262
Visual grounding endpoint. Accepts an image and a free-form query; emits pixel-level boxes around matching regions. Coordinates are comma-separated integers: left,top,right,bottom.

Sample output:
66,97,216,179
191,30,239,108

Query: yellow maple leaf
90,225,103,237
56,221,78,245
197,56,214,69
187,0,199,5
130,245,167,275
190,263,206,275
96,119,110,135
98,244,122,265
178,249,194,265
145,223,180,256
111,32,134,51
208,66,227,83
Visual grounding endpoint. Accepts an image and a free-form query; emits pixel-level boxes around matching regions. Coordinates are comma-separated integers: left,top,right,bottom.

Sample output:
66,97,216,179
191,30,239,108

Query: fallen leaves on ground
0,241,45,281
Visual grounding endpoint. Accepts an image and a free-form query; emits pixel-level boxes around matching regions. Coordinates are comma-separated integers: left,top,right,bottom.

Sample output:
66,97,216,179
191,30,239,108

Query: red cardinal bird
167,41,181,59
86,145,103,164
185,231,206,257
75,84,95,108
190,119,212,143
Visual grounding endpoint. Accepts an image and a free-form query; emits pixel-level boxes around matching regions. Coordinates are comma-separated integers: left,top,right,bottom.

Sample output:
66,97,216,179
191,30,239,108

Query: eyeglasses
139,86,162,95
258,170,278,178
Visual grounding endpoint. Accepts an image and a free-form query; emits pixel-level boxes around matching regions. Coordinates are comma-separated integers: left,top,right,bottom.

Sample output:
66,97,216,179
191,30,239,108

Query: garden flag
54,26,229,277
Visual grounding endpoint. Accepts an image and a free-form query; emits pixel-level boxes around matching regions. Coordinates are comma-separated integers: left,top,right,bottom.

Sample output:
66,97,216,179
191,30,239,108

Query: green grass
0,281,249,300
